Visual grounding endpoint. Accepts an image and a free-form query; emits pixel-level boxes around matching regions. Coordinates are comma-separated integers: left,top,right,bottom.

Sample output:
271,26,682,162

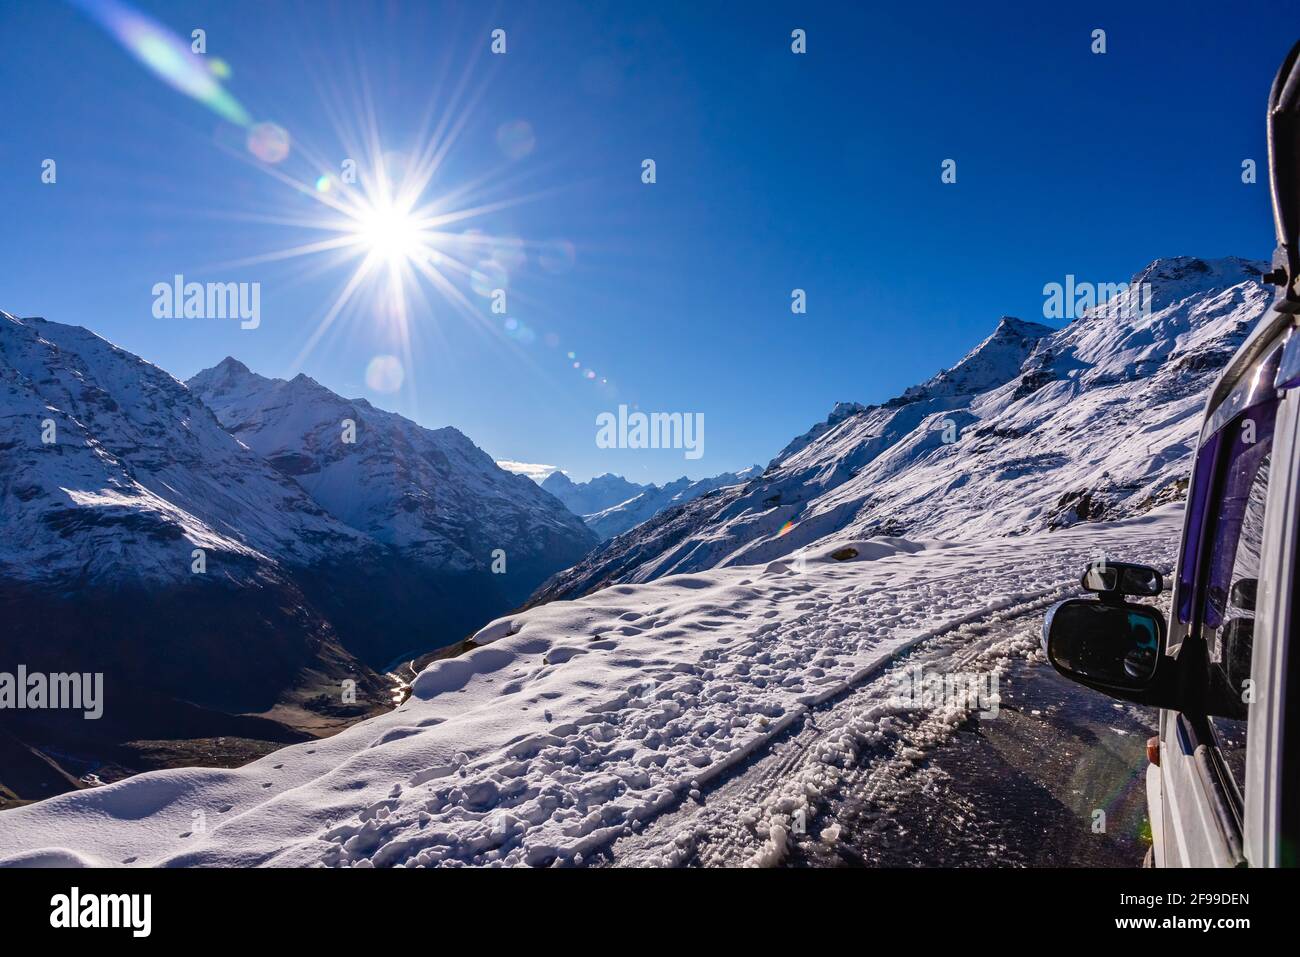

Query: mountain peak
537,250,1276,604
215,355,250,375
828,400,868,421
188,355,265,396
541,471,575,491
1129,256,1267,296
186,359,596,577
913,314,1052,399
542,472,648,517
992,316,1054,339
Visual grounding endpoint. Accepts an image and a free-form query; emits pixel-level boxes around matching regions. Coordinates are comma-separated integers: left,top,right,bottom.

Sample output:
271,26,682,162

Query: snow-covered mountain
0,313,596,752
188,357,595,598
0,314,368,587
532,256,1270,603
0,311,395,743
540,471,649,518
582,466,763,540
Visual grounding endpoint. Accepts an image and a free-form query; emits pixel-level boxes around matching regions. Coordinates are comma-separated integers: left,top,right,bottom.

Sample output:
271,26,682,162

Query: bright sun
231,132,504,372
353,199,423,267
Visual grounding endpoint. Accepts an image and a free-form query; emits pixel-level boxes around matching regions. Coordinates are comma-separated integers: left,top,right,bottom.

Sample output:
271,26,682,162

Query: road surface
598,598,1157,867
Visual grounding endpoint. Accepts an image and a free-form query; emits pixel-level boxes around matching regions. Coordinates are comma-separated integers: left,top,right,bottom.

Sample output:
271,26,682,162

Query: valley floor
0,507,1182,867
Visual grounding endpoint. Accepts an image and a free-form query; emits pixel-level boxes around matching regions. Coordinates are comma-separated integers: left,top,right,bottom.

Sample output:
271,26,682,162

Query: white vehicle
1043,39,1300,867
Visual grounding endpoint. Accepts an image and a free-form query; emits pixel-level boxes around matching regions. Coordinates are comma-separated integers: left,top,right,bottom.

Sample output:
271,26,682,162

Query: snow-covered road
805,652,1157,867
0,508,1182,867
600,594,1158,867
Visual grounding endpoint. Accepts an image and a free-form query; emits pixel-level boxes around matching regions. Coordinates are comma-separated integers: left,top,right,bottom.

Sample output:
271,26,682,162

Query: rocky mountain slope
0,313,596,769
0,315,367,588
0,312,390,762
188,357,595,603
532,256,1269,603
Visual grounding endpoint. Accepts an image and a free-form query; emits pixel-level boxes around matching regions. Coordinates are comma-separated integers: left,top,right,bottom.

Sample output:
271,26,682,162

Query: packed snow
0,507,1182,867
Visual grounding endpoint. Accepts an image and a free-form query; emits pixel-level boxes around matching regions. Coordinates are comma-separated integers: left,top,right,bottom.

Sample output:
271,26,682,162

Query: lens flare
365,355,405,393
247,122,291,163
75,0,639,410
491,235,526,271
470,260,508,297
179,32,616,401
495,120,535,160
69,0,251,126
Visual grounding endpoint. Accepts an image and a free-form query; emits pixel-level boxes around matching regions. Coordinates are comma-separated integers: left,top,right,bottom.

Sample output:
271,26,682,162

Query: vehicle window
1179,343,1284,628
1177,430,1221,627
1200,396,1277,800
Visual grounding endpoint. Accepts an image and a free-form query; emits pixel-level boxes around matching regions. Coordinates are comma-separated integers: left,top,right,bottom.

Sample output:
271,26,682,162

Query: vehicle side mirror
1081,561,1163,597
1218,617,1254,720
1210,577,1257,720
1042,598,1182,708
1230,577,1257,612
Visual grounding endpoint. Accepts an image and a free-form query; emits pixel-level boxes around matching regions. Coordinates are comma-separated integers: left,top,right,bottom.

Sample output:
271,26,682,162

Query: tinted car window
1200,398,1276,799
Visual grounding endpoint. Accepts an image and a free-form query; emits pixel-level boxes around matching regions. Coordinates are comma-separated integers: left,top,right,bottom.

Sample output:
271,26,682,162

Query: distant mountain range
542,466,762,540
0,313,595,765
540,471,646,517
531,256,1271,603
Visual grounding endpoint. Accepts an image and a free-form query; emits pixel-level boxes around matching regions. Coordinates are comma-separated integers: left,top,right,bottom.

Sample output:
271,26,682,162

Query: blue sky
0,0,1292,484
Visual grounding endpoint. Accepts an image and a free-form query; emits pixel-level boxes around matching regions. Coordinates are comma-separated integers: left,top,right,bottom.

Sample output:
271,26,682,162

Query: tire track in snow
600,576,1167,868
597,591,1070,867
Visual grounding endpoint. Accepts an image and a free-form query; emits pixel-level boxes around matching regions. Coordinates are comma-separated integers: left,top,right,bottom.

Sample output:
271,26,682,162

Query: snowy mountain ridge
541,465,765,541
581,465,763,540
188,357,595,594
540,470,649,517
0,313,367,587
532,255,1270,602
